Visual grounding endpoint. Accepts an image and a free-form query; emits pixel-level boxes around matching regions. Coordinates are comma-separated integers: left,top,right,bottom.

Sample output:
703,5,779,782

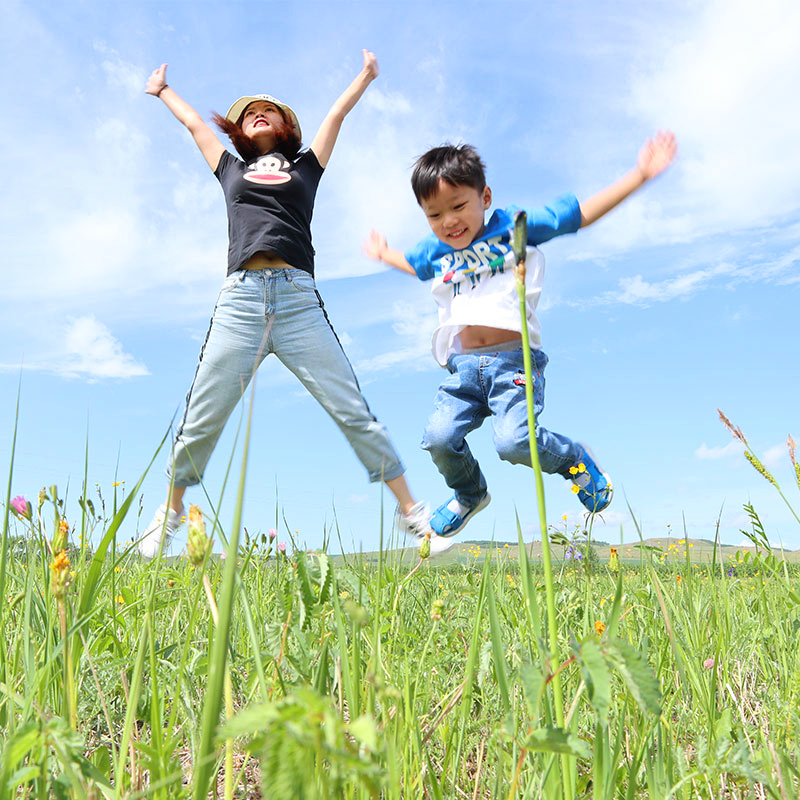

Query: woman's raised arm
146,64,226,171
310,50,379,168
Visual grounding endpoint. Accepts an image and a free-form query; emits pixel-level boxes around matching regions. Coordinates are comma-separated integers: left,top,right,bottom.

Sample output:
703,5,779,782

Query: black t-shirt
214,149,324,276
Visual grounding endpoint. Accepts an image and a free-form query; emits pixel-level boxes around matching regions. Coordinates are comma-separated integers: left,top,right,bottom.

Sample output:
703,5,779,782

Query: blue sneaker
430,493,491,537
569,446,612,513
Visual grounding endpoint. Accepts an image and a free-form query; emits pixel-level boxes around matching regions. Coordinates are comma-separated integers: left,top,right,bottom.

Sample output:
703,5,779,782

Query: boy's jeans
422,346,583,508
169,267,405,487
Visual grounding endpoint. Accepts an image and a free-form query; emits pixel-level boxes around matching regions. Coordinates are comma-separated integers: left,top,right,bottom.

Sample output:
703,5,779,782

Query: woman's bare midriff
241,252,295,270
458,325,522,350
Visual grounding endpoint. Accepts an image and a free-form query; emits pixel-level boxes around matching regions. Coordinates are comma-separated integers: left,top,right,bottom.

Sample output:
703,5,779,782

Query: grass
2,462,800,798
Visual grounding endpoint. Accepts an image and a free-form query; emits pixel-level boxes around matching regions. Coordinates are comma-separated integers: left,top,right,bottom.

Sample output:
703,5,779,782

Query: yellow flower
187,504,211,566
594,621,606,636
50,550,72,599
676,575,682,583
52,518,70,554
569,466,579,475
116,594,125,605
571,485,580,494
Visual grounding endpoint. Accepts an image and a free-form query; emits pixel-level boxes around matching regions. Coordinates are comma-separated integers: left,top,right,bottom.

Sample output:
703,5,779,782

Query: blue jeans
169,268,405,487
421,347,582,508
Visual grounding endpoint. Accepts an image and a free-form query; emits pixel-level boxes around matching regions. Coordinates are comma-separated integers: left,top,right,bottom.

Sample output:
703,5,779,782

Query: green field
3,406,800,798
2,489,800,799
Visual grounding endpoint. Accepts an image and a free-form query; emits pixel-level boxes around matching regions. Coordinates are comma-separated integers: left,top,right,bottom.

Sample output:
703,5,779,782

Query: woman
139,51,430,556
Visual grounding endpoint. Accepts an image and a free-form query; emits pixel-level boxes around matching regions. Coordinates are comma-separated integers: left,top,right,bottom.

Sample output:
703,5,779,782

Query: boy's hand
362,50,379,81
363,229,388,262
637,130,677,180
145,64,168,96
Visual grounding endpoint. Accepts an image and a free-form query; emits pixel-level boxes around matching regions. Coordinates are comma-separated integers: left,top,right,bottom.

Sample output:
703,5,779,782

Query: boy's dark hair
211,111,302,162
411,144,486,204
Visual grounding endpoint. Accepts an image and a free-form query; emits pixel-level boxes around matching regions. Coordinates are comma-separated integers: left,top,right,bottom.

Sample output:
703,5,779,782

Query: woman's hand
145,64,168,96
362,50,379,81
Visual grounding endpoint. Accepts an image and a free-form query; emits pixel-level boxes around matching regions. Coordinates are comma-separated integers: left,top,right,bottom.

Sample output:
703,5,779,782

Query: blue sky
2,0,799,553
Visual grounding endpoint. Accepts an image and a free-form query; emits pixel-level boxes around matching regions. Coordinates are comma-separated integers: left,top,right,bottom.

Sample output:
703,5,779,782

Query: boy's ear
482,186,492,209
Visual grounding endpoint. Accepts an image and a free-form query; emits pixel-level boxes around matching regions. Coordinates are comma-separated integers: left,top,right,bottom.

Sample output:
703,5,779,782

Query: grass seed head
718,409,747,444
744,451,778,487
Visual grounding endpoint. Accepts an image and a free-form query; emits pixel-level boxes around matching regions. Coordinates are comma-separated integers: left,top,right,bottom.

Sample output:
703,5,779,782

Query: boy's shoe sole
431,492,491,537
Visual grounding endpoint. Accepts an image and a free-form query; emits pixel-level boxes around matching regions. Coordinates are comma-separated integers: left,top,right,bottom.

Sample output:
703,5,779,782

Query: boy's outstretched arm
363,230,416,276
579,130,677,227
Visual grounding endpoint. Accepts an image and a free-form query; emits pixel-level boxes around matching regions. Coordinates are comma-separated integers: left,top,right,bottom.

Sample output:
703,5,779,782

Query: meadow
2,460,800,798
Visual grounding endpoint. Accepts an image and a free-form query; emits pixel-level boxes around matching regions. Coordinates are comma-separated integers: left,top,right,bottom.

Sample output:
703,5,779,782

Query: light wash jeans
421,346,583,508
169,267,405,487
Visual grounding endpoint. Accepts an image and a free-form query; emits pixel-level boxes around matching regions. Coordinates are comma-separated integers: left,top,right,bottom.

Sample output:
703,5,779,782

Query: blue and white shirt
405,194,581,366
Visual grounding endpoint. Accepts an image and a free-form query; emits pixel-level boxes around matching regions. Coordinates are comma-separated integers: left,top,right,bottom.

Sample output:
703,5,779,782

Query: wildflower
167,579,175,587
703,657,715,670
11,495,31,520
114,566,122,573
52,518,69,554
268,528,278,540
594,621,606,636
676,575,682,584
727,566,735,577
50,550,73,599
570,485,580,494
609,546,619,572
430,598,444,621
186,505,210,566
277,542,287,554
116,594,125,605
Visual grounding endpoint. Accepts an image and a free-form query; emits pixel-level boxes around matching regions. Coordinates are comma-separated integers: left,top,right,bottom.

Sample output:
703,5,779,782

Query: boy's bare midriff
458,325,522,350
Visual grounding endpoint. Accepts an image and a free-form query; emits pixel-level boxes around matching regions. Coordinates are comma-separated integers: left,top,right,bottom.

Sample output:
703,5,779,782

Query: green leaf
295,551,316,611
523,727,591,759
576,637,610,724
604,638,661,715
519,661,545,720
348,714,377,751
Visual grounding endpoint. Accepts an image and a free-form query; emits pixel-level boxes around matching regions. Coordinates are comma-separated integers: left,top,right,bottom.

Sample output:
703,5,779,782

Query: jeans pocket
220,271,245,293
287,270,316,293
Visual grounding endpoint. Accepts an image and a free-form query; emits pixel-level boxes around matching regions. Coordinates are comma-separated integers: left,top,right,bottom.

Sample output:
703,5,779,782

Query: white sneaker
396,502,456,556
138,503,184,558
396,501,431,539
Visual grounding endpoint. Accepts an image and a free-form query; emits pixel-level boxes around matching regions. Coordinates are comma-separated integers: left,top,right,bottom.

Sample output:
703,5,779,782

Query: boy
365,132,676,545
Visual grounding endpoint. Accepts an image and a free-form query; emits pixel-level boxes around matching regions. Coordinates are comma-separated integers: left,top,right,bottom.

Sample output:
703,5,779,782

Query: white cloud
695,441,744,461
629,0,800,235
11,316,149,380
60,316,149,379
761,443,788,470
95,41,145,99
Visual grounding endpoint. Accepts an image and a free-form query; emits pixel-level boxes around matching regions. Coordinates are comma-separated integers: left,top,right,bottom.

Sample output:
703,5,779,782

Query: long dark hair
211,110,302,161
